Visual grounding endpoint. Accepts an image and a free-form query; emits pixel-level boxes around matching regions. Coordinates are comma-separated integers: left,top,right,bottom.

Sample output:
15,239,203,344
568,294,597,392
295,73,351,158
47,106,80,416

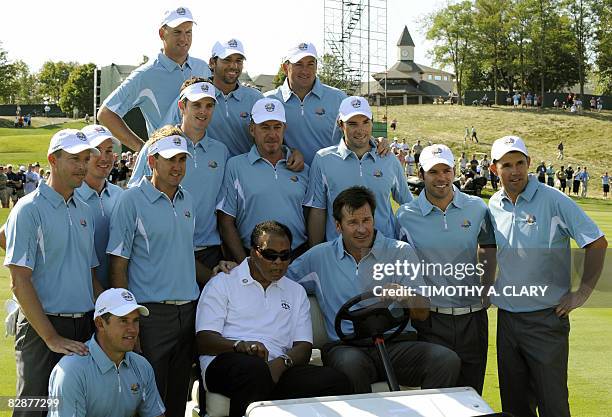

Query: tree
566,0,595,96
593,0,612,94
0,42,18,103
37,61,78,103
426,1,474,105
474,0,513,102
59,63,96,116
318,53,354,92
272,64,286,88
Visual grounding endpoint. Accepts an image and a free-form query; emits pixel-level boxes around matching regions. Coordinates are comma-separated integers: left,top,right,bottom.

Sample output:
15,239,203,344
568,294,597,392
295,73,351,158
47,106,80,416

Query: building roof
397,26,415,47
372,61,454,81
251,74,276,93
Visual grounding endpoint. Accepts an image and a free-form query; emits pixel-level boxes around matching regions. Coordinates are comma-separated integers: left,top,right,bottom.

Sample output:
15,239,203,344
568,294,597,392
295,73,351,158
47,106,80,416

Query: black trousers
205,352,352,417
412,309,488,394
497,308,570,417
139,302,196,417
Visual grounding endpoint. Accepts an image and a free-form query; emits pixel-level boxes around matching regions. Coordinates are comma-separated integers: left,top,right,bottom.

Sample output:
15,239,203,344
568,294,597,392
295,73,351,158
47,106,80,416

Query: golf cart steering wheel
334,290,411,346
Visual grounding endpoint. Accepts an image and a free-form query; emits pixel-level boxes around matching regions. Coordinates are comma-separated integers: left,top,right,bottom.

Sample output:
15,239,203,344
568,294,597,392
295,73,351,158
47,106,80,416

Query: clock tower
397,26,415,62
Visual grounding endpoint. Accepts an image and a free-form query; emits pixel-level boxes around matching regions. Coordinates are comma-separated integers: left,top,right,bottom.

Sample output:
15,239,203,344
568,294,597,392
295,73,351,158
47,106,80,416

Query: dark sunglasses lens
260,250,291,261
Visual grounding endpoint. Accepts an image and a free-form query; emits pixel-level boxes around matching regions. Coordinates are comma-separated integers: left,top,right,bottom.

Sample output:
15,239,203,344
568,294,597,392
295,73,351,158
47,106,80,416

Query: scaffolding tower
323,0,387,97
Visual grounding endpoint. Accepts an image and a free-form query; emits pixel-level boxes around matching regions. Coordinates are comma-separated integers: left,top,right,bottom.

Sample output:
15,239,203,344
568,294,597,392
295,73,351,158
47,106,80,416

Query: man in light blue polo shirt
163,38,263,157
265,42,347,165
107,128,199,417
287,186,460,394
4,129,102,417
129,79,229,286
396,144,496,395
48,288,165,417
217,97,309,263
488,135,607,417
98,7,211,151
76,124,123,289
305,96,412,244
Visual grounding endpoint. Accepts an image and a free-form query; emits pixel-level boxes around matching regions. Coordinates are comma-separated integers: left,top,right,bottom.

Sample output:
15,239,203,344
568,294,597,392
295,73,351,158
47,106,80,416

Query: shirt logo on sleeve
289,175,298,182
184,210,191,218
80,219,87,227
130,383,140,394
373,169,383,178
315,107,326,116
281,300,291,310
208,160,218,169
461,219,472,228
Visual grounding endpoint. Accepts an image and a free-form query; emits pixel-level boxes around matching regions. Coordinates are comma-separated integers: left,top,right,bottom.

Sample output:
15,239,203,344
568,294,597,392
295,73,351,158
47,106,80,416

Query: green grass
385,105,612,198
0,119,87,167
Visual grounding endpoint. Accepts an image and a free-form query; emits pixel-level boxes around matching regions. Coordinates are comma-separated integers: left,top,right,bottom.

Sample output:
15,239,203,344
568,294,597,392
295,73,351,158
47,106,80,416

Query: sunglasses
256,246,292,262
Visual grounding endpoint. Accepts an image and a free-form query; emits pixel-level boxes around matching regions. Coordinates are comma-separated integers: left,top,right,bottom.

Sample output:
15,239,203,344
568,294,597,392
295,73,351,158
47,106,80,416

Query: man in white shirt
196,221,351,417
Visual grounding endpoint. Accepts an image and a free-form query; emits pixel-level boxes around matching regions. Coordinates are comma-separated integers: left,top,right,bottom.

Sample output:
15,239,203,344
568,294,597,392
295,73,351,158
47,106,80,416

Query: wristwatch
232,340,244,352
279,354,294,368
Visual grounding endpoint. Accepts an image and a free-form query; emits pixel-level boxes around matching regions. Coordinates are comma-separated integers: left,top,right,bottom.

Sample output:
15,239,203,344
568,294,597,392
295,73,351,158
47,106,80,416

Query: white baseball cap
148,135,192,159
212,39,246,59
251,98,286,124
94,288,149,319
491,135,529,162
19,165,26,172
81,124,120,148
179,82,217,103
160,6,196,28
419,144,455,171
47,129,101,156
338,96,372,122
286,42,318,64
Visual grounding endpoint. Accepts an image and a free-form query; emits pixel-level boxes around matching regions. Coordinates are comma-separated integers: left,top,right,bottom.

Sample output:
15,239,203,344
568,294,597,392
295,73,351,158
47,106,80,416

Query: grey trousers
139,302,196,417
412,309,488,394
497,308,570,417
14,310,93,417
321,339,460,394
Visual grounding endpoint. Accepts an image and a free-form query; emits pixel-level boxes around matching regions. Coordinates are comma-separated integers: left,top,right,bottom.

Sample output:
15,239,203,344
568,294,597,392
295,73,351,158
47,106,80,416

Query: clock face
401,50,409,57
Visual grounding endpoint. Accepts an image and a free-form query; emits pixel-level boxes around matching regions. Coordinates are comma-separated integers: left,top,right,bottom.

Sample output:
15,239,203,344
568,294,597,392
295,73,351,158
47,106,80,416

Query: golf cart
194,291,510,417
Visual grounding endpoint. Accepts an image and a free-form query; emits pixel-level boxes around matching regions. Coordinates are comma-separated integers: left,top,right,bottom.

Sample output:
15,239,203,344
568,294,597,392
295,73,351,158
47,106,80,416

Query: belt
430,304,483,316
160,300,192,305
46,312,88,318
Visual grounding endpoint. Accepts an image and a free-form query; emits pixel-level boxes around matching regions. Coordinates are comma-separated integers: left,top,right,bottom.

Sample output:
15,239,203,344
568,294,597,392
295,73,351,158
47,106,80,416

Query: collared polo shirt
163,83,263,156
107,177,199,303
216,145,309,250
396,186,496,308
102,52,211,136
196,258,311,386
488,175,604,312
3,182,98,314
265,78,347,165
304,140,413,241
4,183,98,313
128,133,229,248
287,233,425,341
75,180,123,289
48,335,165,417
